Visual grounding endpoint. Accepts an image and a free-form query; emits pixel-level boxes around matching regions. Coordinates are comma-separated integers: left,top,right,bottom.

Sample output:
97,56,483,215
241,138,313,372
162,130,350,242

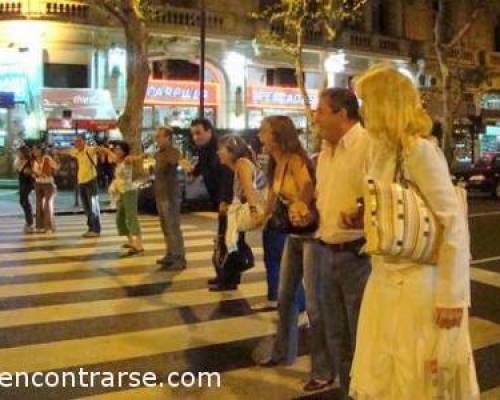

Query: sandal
128,247,144,255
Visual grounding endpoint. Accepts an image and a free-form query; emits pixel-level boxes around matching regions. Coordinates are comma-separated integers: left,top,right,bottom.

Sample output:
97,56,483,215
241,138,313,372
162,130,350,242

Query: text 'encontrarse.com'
0,369,222,389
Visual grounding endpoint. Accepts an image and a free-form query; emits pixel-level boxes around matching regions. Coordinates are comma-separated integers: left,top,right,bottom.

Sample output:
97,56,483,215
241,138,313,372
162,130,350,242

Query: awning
42,88,118,131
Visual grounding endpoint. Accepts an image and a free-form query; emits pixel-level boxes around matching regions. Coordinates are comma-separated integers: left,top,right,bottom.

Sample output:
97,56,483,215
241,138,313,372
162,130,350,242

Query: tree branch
93,0,128,25
444,6,483,50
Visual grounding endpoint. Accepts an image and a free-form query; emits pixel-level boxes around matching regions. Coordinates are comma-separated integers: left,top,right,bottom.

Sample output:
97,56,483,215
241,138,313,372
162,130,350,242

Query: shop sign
42,88,117,120
0,67,28,102
247,86,319,109
145,80,219,106
0,92,15,109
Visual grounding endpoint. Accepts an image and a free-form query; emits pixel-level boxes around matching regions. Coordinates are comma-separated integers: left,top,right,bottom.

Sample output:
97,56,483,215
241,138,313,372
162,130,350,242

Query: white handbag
363,148,467,264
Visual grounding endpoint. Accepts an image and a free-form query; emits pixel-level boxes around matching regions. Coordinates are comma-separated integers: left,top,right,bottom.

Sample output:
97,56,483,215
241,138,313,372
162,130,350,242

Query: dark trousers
315,240,371,399
79,179,101,233
215,214,241,285
19,183,34,227
156,190,185,259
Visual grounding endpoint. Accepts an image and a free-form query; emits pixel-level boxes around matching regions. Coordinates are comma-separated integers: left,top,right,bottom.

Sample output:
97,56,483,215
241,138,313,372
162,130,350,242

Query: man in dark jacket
188,118,234,285
189,118,233,211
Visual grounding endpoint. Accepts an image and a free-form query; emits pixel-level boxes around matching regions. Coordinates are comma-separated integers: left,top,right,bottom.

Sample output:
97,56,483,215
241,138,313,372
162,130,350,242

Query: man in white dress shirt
312,88,371,399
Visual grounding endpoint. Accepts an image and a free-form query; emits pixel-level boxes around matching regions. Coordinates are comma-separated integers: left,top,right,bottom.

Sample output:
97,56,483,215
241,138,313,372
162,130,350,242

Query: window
372,1,389,35
44,64,88,88
495,19,500,52
266,68,301,87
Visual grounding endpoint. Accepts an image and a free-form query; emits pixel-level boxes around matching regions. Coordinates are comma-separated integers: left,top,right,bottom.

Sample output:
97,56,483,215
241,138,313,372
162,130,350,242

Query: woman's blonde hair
354,64,432,149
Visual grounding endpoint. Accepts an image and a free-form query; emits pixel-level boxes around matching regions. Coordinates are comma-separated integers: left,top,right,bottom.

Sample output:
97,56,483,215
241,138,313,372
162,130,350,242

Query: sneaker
82,231,100,238
24,225,35,234
45,229,55,235
251,301,278,312
36,228,46,234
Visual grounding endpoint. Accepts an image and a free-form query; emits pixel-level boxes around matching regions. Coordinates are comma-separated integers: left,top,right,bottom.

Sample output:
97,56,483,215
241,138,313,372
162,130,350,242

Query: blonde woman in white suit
347,65,479,399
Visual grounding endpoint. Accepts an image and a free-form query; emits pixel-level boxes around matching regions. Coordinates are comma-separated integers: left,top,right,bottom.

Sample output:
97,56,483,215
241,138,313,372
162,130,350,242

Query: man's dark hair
190,118,214,133
320,88,360,121
114,140,131,157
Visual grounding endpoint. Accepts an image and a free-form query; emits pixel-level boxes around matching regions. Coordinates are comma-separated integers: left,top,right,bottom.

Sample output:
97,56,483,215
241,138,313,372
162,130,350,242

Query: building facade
0,0,499,173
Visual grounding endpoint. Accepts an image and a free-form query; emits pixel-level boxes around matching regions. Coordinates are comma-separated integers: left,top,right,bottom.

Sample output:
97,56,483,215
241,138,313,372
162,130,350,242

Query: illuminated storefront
246,85,319,129
42,88,119,147
144,80,220,129
480,91,500,157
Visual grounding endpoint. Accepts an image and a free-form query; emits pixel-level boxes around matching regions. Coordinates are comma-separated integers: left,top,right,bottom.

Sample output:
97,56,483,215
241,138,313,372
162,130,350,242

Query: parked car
138,128,260,214
137,167,212,213
452,153,500,198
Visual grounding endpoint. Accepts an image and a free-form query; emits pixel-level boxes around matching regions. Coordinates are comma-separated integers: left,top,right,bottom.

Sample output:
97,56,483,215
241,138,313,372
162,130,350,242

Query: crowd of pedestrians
14,64,478,399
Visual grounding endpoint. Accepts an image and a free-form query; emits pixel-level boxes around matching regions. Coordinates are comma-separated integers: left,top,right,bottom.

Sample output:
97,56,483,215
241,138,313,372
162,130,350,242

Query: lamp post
199,0,206,118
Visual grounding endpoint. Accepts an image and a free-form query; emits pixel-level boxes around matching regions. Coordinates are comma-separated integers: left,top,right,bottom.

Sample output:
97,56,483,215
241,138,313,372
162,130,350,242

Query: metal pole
74,121,79,207
199,0,206,118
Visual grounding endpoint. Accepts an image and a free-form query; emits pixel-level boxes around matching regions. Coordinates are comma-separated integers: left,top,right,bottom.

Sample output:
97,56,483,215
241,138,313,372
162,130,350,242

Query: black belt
319,238,366,253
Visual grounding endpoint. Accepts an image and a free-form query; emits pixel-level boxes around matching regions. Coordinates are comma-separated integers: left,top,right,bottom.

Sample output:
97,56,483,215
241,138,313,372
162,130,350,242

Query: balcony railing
269,22,323,45
422,43,477,65
0,1,90,22
150,6,228,33
486,51,500,70
0,2,22,16
45,2,89,19
337,30,410,56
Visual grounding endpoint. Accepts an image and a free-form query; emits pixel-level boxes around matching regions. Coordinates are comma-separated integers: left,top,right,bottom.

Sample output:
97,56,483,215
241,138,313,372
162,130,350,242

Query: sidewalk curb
0,208,116,218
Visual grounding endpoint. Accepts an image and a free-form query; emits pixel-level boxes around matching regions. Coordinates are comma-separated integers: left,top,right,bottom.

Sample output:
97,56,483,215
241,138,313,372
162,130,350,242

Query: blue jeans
315,240,371,399
262,225,288,302
271,236,309,365
79,179,101,234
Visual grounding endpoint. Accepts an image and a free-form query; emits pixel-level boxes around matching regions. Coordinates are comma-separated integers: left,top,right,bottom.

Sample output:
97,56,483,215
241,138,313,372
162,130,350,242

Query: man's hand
339,205,364,230
179,159,194,173
219,202,229,215
435,308,463,329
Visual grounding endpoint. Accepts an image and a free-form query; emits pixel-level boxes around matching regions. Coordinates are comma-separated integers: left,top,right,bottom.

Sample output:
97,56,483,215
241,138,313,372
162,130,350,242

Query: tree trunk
118,0,150,157
295,24,318,152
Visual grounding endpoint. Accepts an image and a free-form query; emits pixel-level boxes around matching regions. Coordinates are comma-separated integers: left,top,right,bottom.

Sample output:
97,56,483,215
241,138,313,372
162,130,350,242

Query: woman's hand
250,205,265,227
435,307,463,329
289,201,311,227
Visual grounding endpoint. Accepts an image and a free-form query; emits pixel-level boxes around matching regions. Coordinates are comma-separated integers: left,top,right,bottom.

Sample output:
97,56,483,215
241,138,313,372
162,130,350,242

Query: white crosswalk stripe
0,214,497,399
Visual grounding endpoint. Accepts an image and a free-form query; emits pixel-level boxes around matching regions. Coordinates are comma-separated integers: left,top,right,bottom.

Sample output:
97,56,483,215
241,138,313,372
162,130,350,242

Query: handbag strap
275,158,291,204
394,144,409,188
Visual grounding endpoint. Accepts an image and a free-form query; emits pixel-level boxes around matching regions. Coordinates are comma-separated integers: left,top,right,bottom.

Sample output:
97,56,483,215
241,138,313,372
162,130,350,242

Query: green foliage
251,0,367,54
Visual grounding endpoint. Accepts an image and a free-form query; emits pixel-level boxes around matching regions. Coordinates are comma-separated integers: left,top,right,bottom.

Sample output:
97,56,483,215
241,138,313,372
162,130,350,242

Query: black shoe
169,260,187,270
207,277,219,285
303,378,334,392
209,283,238,292
158,259,186,271
258,358,282,368
156,255,174,266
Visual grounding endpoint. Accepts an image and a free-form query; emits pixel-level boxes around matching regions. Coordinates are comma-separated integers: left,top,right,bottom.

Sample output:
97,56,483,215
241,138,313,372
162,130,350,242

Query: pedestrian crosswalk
0,213,499,399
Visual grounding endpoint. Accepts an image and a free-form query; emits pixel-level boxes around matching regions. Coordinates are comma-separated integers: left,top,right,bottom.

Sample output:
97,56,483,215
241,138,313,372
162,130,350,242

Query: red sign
247,86,319,109
47,118,118,131
145,80,219,106
42,88,117,121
